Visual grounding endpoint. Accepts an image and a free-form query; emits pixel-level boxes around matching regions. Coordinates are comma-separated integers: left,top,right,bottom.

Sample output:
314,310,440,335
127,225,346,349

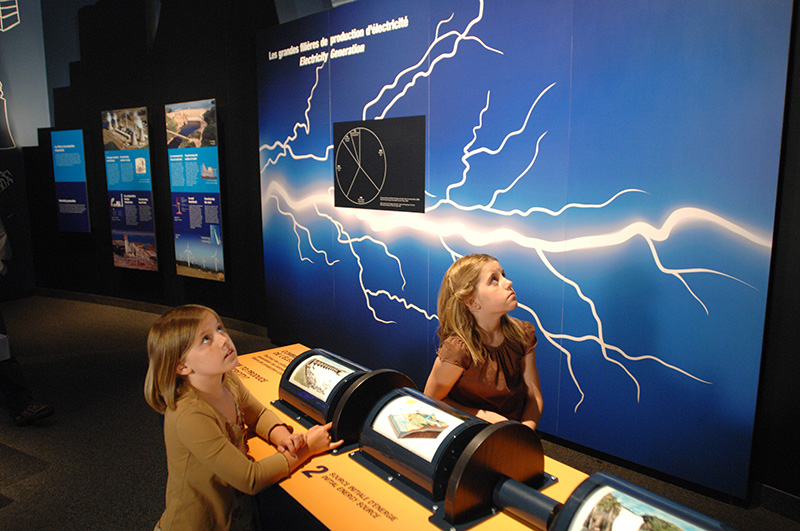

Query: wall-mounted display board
102,106,157,271
257,0,793,497
50,129,90,232
165,98,225,281
333,115,425,212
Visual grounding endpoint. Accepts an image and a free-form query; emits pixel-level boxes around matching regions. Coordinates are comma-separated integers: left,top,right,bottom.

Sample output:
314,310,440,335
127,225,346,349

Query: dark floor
0,295,798,530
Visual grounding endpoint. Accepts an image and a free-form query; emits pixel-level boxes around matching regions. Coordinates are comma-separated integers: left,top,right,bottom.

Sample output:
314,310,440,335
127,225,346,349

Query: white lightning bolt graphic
362,2,502,121
259,60,333,172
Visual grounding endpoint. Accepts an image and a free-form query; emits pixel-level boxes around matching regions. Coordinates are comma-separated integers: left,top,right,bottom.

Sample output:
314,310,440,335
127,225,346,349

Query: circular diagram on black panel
335,126,386,205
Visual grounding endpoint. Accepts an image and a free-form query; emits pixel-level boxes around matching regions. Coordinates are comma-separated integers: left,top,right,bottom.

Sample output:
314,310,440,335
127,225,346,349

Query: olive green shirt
158,372,289,530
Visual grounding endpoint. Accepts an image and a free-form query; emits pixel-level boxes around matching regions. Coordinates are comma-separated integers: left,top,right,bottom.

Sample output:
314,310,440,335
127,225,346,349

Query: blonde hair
437,254,525,365
144,304,226,413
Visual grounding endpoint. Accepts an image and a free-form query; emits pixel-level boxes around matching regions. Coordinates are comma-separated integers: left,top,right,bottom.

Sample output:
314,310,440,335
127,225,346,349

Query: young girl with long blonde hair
424,254,543,430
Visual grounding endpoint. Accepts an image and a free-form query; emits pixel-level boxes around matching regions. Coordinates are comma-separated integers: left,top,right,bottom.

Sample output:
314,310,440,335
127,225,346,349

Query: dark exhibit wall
754,0,800,500
0,149,35,300
256,0,793,498
0,0,49,299
19,0,279,325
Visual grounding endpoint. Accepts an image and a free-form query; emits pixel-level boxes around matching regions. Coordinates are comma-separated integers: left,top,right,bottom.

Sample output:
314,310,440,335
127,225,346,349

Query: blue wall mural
257,0,792,497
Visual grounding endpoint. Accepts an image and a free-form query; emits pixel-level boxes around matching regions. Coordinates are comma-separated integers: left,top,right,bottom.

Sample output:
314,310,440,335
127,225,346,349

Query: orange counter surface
235,345,588,531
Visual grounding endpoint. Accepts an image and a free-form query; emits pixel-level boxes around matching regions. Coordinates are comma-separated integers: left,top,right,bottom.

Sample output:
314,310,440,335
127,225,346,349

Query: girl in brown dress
424,254,543,430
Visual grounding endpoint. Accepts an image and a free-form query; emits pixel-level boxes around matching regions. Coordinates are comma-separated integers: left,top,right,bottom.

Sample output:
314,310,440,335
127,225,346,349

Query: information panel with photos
102,106,157,271
165,98,225,281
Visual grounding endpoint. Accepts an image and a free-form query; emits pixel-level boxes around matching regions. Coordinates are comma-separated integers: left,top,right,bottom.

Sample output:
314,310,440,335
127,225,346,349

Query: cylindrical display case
277,348,369,425
550,472,737,531
359,388,489,500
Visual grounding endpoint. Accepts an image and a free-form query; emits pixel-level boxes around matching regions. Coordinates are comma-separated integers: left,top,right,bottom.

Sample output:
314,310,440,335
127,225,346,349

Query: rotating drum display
275,348,368,427
273,349,735,531
274,348,414,445
357,388,489,502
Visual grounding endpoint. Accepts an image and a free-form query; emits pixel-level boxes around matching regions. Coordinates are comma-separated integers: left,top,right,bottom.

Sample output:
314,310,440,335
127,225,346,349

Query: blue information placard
165,98,224,281
51,129,90,232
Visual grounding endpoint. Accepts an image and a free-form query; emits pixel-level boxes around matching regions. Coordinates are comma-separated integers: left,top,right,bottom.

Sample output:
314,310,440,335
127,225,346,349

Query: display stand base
349,449,438,512
428,472,559,531
428,504,497,531
271,398,317,429
349,446,559,531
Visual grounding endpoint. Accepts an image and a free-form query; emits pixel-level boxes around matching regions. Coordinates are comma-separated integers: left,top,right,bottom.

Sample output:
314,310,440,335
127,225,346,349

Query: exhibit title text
267,15,409,67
